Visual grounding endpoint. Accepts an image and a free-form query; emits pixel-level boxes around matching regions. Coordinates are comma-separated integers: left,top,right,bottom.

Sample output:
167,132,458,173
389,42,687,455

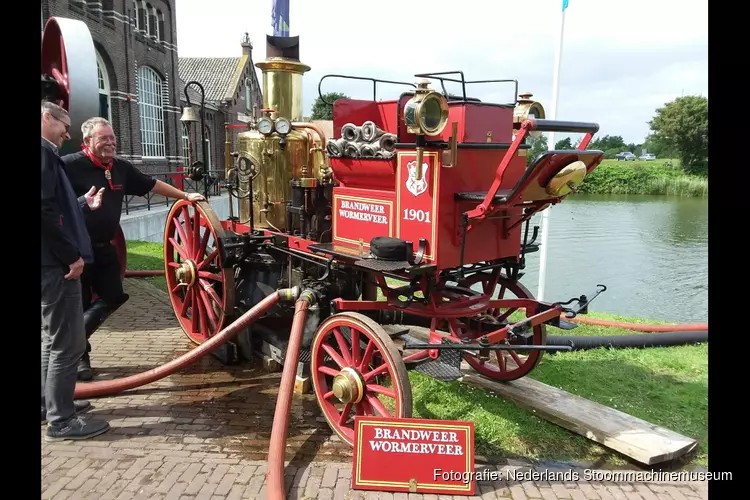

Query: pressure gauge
275,118,291,135
257,117,273,135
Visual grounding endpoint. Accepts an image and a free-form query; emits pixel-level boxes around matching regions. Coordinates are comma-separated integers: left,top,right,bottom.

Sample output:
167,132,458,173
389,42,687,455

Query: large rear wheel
458,272,547,381
164,200,235,344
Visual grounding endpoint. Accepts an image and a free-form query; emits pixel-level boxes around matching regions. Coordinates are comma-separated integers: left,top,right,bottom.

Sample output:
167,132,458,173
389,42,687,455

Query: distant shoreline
578,159,708,197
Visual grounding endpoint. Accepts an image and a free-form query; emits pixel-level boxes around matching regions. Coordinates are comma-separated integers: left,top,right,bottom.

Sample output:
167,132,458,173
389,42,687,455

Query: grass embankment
579,158,708,197
126,240,708,468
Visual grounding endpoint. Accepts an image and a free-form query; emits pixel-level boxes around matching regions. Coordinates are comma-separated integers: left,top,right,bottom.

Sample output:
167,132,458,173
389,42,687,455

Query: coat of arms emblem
405,161,429,197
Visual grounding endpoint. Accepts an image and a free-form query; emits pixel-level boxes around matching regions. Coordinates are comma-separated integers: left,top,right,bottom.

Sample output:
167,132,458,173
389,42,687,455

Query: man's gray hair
81,116,112,139
41,100,68,120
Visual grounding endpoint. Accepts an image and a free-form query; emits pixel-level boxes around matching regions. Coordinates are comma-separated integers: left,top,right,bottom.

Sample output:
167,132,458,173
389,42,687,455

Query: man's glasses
50,114,70,133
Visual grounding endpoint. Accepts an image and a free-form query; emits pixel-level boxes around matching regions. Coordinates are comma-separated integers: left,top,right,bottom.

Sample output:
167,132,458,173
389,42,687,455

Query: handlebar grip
528,119,599,134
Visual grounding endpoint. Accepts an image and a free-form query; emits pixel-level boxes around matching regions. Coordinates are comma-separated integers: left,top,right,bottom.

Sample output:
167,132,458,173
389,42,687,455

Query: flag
563,0,569,10
271,0,290,37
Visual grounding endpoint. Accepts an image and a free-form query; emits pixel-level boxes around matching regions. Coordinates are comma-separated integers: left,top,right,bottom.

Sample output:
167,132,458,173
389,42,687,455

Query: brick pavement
41,278,709,499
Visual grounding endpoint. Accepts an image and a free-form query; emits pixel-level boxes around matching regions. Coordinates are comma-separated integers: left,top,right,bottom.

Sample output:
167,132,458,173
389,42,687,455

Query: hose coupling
279,287,300,304
299,288,318,306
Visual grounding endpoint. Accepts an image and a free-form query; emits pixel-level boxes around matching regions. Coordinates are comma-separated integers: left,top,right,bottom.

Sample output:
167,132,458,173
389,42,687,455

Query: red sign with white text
352,416,475,495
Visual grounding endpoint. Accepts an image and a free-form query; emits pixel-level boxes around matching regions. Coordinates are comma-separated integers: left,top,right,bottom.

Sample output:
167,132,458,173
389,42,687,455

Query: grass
125,240,708,468
579,158,708,197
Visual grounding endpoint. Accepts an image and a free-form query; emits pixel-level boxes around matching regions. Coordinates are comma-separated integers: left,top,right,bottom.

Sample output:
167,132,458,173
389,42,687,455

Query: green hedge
579,160,708,197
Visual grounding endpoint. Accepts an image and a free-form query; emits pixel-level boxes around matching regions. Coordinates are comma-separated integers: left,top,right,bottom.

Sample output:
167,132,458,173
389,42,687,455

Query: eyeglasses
49,114,70,133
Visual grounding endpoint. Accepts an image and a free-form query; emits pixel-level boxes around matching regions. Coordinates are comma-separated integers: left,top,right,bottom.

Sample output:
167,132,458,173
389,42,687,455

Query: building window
157,10,165,42
136,1,147,33
96,51,112,122
181,123,190,164
148,4,158,39
137,66,165,158
204,127,212,171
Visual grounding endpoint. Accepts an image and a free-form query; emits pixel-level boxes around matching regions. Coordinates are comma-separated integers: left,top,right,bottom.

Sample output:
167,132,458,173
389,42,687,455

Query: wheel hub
332,367,365,404
175,260,197,286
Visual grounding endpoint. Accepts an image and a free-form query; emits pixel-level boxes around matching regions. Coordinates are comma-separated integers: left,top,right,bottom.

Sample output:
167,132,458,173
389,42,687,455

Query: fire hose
73,284,314,500
73,287,299,399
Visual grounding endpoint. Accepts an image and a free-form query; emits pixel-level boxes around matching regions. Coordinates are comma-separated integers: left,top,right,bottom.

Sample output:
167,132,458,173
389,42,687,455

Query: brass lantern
403,79,449,136
514,91,545,138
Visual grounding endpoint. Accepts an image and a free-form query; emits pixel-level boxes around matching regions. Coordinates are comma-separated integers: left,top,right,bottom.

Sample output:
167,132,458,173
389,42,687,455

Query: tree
310,92,350,120
555,137,573,149
648,95,708,173
526,135,548,167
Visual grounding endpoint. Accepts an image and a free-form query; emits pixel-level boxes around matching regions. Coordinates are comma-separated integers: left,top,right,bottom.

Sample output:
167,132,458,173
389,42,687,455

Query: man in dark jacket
41,101,110,441
63,116,204,380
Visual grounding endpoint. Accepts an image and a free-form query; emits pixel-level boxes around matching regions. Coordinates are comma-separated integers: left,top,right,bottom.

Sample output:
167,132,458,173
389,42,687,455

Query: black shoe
41,400,93,424
45,416,110,442
77,357,93,382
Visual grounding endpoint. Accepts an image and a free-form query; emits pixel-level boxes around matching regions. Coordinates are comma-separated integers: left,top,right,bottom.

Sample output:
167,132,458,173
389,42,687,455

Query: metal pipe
74,288,298,399
266,289,317,500
291,121,327,149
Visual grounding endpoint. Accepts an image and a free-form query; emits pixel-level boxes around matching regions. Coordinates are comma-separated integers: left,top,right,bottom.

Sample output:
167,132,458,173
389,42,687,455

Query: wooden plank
398,325,699,466
460,371,698,465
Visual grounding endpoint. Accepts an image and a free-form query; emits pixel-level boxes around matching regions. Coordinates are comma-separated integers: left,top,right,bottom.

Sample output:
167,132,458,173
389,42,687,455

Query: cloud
175,0,708,144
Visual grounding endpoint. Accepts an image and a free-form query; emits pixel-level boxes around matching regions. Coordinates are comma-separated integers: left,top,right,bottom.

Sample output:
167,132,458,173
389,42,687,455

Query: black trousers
81,242,127,354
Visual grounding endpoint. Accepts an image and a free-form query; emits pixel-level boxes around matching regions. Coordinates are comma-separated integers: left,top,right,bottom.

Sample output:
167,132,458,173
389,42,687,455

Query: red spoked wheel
311,312,412,447
111,224,127,281
457,272,548,381
164,200,235,344
41,17,99,147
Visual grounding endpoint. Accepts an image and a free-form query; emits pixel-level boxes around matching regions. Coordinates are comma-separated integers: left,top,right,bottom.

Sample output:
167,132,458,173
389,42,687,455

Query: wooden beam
460,370,698,466
400,325,699,466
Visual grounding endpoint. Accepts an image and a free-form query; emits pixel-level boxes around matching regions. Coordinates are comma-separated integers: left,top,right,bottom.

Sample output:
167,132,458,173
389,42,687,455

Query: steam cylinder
235,35,313,231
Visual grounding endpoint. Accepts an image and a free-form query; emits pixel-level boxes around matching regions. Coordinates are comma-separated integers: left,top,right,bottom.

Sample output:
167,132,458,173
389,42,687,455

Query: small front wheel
310,312,412,447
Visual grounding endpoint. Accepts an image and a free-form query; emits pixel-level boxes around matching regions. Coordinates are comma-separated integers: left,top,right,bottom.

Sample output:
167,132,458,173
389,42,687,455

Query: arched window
181,123,190,164
96,50,112,122
137,66,165,158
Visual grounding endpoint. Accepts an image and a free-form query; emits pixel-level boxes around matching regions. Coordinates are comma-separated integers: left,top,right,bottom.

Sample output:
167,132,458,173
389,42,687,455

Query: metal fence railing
121,168,224,215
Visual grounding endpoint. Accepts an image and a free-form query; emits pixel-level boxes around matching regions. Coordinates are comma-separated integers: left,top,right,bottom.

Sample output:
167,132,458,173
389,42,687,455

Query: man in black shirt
41,101,110,441
63,117,205,380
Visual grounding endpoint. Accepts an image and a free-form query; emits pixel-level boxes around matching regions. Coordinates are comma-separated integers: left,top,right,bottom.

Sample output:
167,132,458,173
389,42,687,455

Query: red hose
74,289,295,399
266,290,315,500
563,315,708,333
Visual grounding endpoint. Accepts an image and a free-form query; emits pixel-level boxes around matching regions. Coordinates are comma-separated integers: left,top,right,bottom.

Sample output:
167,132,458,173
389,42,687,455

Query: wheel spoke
198,249,219,270
358,341,376,371
321,343,347,368
318,365,339,377
198,287,218,329
197,271,222,281
192,207,202,255
366,384,395,399
338,403,352,426
180,205,193,250
363,362,389,382
169,237,190,261
351,329,361,366
366,394,392,417
332,328,352,365
180,288,193,317
172,215,189,247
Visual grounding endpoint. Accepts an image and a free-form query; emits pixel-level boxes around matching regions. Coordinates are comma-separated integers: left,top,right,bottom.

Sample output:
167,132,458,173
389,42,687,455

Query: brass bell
180,106,199,123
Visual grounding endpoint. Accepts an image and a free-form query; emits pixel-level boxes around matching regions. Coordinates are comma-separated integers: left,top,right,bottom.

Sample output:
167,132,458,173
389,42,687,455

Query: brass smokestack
255,35,310,120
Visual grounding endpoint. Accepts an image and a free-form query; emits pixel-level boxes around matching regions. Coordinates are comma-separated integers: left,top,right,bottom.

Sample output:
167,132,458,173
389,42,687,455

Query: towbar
527,118,600,134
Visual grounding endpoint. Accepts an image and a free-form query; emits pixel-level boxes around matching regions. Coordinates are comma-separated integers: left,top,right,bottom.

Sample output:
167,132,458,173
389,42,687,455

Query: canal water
513,194,708,324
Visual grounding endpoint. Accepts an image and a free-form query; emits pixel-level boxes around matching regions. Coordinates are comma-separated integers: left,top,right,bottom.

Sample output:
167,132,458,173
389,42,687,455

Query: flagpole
537,0,567,302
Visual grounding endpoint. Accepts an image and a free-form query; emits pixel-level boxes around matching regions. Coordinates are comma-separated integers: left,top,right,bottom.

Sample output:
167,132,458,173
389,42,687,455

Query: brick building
41,0,263,182
178,33,263,177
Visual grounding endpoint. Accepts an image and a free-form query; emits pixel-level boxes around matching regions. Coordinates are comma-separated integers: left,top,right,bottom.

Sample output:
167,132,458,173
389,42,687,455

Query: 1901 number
403,209,431,223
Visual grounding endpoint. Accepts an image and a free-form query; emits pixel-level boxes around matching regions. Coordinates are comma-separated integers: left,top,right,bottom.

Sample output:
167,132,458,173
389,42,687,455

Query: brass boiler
235,35,326,231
